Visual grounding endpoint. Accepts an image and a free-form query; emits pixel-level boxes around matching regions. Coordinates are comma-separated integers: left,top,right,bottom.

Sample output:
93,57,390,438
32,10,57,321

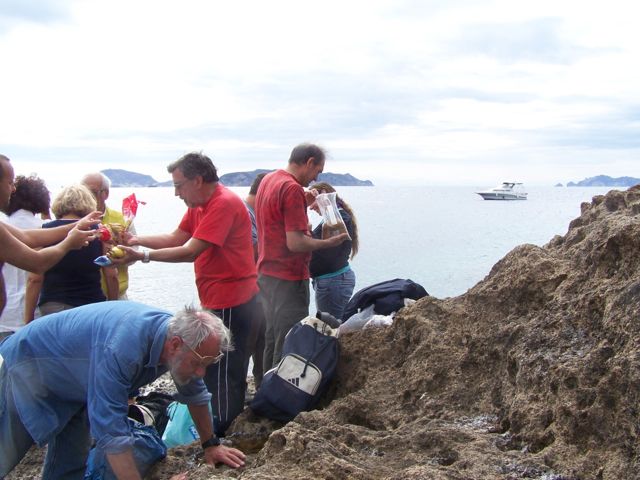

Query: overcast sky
1,0,638,187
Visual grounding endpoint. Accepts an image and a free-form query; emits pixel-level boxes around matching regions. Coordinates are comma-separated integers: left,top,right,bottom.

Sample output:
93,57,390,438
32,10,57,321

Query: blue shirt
0,301,211,454
244,200,257,245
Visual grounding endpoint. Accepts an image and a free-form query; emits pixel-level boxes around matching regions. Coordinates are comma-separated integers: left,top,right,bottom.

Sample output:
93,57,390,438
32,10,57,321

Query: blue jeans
313,268,356,321
0,360,90,479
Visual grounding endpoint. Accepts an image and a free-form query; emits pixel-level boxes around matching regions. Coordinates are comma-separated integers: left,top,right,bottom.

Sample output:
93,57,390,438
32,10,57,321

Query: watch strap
201,435,221,449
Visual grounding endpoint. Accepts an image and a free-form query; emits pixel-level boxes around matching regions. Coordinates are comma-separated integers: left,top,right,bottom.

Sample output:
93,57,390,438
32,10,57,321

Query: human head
165,306,232,385
249,172,267,196
167,152,219,207
51,184,97,219
287,143,326,187
309,181,359,258
167,152,219,183
81,172,111,212
4,175,50,216
0,155,16,212
308,181,335,214
309,181,335,195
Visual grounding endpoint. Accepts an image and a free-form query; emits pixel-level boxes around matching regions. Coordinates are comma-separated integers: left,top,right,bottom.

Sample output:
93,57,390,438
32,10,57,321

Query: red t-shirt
179,184,258,309
255,170,311,280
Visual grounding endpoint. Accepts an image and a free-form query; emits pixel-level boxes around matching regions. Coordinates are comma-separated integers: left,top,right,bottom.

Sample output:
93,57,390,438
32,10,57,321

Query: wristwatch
141,249,150,263
201,435,221,449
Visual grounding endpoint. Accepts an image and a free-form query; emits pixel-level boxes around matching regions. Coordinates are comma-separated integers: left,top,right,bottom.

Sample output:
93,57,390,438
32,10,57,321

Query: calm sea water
103,185,613,312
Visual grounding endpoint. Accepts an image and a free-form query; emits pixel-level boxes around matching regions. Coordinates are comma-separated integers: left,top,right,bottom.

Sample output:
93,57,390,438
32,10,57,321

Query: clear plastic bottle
315,192,351,240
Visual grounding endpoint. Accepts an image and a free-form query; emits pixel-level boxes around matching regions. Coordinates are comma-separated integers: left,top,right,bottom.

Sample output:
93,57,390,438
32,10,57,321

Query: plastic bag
122,193,145,227
161,401,202,448
315,193,351,240
338,304,375,334
364,314,394,329
93,193,145,266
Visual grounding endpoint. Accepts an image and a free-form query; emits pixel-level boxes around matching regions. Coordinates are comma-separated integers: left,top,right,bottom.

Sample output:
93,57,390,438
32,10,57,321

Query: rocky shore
9,186,640,479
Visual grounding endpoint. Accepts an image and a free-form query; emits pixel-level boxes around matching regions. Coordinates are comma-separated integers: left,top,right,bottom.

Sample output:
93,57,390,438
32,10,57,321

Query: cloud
1,0,640,187
451,17,595,64
0,0,73,33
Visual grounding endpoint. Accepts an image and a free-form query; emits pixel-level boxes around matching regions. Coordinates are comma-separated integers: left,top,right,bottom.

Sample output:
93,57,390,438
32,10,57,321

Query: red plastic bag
122,193,146,226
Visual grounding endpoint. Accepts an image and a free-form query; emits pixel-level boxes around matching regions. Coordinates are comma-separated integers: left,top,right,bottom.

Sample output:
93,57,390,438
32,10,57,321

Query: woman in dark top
309,182,359,320
25,185,117,320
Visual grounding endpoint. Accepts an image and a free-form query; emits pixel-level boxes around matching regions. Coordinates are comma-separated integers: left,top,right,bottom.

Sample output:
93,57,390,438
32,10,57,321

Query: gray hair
167,305,232,352
81,172,111,190
98,172,111,190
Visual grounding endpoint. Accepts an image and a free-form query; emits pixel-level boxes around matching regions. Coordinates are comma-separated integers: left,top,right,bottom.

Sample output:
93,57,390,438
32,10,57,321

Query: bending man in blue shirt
0,300,246,479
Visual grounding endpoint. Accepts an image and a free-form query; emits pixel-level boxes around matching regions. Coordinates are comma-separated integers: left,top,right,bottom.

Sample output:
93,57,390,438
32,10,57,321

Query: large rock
13,187,640,479
154,186,640,479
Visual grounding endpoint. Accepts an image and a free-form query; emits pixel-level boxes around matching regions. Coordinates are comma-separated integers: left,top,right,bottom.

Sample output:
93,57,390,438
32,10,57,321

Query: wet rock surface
9,186,640,479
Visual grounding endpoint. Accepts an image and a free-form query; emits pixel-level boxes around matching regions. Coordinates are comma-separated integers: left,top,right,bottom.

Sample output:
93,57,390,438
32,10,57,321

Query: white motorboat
476,182,528,200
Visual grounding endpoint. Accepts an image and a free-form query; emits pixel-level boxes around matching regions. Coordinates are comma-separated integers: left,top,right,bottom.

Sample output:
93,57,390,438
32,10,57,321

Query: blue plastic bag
84,419,167,480
161,401,201,448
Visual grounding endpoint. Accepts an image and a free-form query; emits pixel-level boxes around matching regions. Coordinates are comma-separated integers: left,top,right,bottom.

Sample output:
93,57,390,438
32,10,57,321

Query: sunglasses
182,340,224,366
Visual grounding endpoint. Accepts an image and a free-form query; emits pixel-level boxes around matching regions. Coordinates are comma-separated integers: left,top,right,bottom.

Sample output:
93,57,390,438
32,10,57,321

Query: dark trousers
250,294,267,389
258,275,309,372
204,295,259,436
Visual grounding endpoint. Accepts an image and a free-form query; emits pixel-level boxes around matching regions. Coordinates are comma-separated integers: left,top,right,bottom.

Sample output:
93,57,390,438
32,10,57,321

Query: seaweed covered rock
10,187,640,479
230,186,640,480
158,186,640,479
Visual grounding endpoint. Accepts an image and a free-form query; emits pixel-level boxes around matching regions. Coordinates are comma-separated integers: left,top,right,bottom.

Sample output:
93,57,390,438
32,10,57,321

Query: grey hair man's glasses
182,340,224,366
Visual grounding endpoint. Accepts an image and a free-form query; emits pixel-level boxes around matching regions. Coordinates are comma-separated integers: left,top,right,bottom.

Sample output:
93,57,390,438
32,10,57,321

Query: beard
167,355,197,386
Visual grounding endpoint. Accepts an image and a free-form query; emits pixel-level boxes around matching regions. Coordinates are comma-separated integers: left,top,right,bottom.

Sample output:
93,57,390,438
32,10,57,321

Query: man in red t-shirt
255,143,348,370
119,152,259,437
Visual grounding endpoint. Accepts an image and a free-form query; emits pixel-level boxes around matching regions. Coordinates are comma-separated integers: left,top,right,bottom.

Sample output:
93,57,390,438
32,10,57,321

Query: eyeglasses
182,340,224,366
173,179,193,189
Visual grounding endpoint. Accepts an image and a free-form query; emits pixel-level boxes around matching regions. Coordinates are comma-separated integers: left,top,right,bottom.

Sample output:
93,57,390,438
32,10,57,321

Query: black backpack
342,278,428,320
250,313,340,422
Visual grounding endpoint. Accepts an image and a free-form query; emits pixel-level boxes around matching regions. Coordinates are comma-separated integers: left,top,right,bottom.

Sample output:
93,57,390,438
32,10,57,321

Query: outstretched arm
112,235,209,265
3,211,101,248
0,223,96,274
125,227,190,250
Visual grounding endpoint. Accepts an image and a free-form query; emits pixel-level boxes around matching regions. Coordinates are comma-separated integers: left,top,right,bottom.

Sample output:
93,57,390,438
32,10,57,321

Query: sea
102,185,615,313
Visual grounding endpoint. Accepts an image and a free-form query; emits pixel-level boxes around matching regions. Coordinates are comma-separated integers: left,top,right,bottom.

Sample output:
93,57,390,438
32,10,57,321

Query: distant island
219,169,373,187
102,169,157,188
566,175,640,187
102,168,374,187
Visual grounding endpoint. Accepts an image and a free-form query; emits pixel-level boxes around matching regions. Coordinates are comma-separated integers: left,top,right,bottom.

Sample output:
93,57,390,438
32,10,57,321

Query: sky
0,0,639,187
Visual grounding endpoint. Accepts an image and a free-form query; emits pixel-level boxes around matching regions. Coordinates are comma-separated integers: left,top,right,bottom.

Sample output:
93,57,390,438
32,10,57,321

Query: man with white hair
0,301,246,478
82,171,133,299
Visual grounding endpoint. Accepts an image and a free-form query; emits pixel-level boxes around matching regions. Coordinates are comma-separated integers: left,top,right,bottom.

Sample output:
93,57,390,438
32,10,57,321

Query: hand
123,230,138,246
107,245,142,265
308,201,320,214
169,473,188,480
65,225,96,249
203,444,246,469
324,232,349,247
304,188,319,206
76,211,103,230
